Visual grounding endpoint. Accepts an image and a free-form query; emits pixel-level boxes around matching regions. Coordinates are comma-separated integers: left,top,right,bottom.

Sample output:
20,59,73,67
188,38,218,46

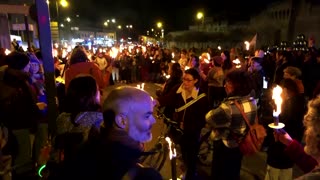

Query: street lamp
196,11,204,31
157,22,162,29
104,22,108,26
59,0,69,8
111,19,116,23
117,25,122,29
66,17,71,22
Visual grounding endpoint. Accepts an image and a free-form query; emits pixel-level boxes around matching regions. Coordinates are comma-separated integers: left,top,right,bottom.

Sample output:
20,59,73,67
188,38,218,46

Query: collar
176,84,199,102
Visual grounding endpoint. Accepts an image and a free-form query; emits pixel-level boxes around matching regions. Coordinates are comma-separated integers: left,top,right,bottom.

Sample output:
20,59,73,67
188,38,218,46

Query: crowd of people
1,40,320,180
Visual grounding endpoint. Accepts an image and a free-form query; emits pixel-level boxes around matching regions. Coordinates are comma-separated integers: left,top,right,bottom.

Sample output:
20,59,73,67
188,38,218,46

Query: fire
272,85,283,117
137,83,145,90
110,47,119,59
165,137,177,160
5,49,11,55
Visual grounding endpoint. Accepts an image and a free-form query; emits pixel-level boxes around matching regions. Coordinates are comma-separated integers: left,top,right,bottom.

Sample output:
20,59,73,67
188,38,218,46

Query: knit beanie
6,52,30,70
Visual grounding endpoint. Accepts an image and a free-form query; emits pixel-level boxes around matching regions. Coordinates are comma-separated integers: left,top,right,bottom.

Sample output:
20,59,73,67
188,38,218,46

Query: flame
53,49,58,57
244,41,250,51
110,47,119,59
165,137,177,160
207,53,210,61
5,49,11,55
233,58,241,64
141,46,146,53
137,83,145,90
272,85,283,117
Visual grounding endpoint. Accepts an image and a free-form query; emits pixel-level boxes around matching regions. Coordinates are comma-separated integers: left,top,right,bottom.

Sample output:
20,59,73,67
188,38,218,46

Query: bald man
64,86,162,180
103,86,156,143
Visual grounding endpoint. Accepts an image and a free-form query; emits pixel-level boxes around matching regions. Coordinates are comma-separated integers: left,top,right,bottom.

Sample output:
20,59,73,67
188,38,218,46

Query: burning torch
268,85,285,129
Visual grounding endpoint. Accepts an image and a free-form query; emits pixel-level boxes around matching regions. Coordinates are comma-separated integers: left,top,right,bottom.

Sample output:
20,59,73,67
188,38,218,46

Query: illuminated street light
151,28,154,32
104,22,108,26
60,23,64,27
197,11,204,20
66,17,71,22
111,19,116,23
157,22,162,29
60,0,69,8
117,25,122,29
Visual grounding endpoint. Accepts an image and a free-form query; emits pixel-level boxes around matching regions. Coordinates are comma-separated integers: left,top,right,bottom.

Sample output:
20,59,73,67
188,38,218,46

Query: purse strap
175,93,206,112
234,100,257,130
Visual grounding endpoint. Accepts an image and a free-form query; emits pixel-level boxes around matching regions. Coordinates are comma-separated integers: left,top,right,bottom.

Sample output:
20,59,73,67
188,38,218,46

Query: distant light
66,17,71,22
111,19,116,23
218,46,221,50
104,22,108,26
60,0,69,8
117,25,122,29
60,24,64,27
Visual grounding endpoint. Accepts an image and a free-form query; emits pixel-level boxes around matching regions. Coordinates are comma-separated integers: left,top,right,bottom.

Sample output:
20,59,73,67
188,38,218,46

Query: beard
128,125,153,143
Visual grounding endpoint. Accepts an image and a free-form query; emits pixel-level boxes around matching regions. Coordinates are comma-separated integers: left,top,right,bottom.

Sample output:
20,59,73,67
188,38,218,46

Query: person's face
190,57,197,67
182,73,198,91
224,80,234,95
221,53,226,61
251,61,260,71
283,72,294,80
127,97,156,143
29,62,40,74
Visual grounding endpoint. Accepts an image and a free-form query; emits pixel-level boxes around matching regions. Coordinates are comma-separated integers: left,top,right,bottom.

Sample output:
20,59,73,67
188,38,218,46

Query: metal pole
24,15,31,51
56,0,60,42
35,0,58,136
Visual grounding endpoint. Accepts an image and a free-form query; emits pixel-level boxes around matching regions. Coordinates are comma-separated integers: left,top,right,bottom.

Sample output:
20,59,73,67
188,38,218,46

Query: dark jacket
158,84,209,137
0,68,39,133
63,128,162,180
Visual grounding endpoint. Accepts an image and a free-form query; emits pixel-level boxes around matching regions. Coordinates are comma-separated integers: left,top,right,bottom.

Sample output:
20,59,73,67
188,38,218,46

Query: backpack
234,100,266,156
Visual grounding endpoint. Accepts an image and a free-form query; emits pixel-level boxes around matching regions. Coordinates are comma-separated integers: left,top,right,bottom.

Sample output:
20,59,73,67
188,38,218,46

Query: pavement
102,82,305,180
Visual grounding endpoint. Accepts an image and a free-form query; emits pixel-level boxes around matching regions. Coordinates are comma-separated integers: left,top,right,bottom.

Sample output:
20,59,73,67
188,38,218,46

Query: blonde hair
304,97,320,157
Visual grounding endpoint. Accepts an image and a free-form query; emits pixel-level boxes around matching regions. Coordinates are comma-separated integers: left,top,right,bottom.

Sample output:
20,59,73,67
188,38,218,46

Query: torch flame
5,49,11,55
272,85,283,117
165,137,177,160
137,83,145,90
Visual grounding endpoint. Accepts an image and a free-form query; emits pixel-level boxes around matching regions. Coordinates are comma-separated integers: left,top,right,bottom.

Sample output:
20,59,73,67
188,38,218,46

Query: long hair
69,47,89,65
65,75,100,126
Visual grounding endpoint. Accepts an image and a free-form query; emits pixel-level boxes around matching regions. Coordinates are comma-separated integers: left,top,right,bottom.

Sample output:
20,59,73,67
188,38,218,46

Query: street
102,82,304,180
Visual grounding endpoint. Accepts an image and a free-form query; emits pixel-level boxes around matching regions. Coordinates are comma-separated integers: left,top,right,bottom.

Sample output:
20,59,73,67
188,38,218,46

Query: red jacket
65,62,105,90
284,140,318,173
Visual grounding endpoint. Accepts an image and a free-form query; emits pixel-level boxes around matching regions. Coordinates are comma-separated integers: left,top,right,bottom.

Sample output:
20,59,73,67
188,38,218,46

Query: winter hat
6,52,30,70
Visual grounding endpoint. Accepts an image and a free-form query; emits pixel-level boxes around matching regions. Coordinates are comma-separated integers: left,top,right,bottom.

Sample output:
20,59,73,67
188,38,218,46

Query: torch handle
171,157,177,180
274,116,279,126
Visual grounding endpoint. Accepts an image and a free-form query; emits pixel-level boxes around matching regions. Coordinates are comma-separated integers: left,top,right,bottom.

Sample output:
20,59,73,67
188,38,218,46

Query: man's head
103,86,156,143
6,52,30,72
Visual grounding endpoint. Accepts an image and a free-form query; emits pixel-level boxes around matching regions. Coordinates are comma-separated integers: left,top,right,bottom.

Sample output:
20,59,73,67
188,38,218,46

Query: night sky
67,0,282,32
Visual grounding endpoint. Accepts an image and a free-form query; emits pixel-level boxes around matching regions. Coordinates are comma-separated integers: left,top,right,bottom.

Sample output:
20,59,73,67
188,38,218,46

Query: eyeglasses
183,78,194,82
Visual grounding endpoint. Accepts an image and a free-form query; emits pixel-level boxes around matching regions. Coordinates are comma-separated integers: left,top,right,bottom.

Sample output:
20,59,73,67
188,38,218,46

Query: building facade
166,0,320,49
